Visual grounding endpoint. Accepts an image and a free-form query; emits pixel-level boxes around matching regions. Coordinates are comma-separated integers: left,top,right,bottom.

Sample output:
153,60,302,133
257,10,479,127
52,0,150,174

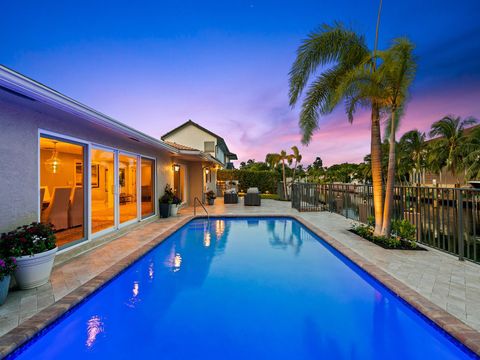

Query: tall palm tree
429,115,478,183
334,38,416,235
398,130,426,183
278,150,293,199
288,23,390,234
290,146,302,183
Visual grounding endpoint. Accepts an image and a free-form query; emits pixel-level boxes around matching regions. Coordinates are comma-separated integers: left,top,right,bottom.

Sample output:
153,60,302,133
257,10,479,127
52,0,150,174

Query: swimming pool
10,217,478,359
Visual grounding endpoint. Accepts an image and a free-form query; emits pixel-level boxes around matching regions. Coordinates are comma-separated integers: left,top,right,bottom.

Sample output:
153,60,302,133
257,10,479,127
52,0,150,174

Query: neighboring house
0,65,229,252
161,119,238,195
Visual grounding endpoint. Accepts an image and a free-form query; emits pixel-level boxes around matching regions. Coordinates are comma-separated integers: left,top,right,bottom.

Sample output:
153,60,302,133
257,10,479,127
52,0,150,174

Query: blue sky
2,1,480,165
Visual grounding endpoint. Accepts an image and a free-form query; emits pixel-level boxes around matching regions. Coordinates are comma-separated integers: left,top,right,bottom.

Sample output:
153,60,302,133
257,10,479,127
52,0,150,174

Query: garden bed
350,219,426,250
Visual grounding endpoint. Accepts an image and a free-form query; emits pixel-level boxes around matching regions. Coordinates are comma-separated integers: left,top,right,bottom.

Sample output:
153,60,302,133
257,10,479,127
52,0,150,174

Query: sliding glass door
91,147,115,234
39,135,86,248
118,153,138,224
141,157,155,218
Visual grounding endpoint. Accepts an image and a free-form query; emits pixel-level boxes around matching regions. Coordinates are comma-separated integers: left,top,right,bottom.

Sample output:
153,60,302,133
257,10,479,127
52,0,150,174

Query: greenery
206,190,216,200
0,256,17,281
0,222,56,257
260,193,284,200
218,169,277,194
351,219,418,249
160,184,176,204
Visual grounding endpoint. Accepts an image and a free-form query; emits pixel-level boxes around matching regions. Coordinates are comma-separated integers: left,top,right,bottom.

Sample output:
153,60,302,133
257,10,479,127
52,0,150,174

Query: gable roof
161,119,237,160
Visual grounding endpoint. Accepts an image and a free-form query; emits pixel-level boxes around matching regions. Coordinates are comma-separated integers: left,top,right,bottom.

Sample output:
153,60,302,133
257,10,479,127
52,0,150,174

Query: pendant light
45,141,62,174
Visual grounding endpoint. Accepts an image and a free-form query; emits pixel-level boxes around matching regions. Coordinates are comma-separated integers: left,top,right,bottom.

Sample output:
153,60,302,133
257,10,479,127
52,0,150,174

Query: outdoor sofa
244,187,261,206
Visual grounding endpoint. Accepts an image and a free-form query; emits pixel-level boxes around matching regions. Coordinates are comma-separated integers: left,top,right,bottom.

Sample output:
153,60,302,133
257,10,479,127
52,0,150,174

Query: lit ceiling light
45,141,62,174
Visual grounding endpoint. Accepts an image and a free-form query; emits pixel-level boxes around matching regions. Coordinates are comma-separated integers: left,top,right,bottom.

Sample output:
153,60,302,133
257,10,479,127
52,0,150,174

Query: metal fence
291,183,480,263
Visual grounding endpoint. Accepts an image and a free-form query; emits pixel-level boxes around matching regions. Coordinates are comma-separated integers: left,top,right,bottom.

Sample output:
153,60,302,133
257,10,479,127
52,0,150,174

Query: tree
278,150,293,198
290,146,303,183
312,156,323,170
398,130,426,183
288,22,387,236
428,115,478,183
464,127,480,180
335,38,416,236
265,153,280,170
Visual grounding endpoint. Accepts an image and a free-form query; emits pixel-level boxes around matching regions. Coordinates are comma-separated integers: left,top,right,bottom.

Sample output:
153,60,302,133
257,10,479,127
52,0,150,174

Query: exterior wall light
205,168,210,174
173,164,180,172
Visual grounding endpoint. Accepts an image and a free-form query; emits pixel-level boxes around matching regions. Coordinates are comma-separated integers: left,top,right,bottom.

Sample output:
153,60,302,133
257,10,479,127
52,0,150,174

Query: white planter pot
170,204,179,216
14,247,58,289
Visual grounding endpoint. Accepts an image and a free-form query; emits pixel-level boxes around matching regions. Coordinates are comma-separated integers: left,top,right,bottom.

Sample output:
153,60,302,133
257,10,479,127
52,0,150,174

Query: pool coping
0,214,479,357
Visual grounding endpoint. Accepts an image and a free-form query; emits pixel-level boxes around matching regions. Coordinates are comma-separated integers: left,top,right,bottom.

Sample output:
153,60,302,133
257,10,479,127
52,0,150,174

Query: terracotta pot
14,247,57,289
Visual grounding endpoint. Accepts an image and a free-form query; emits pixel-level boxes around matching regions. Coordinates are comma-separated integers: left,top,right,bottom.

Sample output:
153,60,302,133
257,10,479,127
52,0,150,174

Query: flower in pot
0,257,16,305
206,190,216,205
0,222,57,289
159,185,173,218
170,195,182,216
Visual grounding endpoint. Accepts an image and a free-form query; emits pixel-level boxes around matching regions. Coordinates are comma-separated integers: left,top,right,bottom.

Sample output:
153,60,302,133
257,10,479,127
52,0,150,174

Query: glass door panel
141,157,155,218
39,136,86,248
119,154,138,224
91,148,115,233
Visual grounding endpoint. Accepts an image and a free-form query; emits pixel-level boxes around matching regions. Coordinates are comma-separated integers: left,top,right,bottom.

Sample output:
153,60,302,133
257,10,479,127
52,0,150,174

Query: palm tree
429,115,478,183
265,153,280,170
278,150,293,199
290,146,302,184
464,127,480,180
334,38,416,235
288,23,390,234
398,130,426,183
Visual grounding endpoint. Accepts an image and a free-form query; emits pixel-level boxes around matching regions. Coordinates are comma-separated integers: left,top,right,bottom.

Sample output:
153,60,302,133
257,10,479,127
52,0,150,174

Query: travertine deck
1,199,480,356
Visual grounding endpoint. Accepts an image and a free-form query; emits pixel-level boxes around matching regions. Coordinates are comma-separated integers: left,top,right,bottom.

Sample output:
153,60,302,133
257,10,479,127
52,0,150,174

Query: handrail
194,197,209,220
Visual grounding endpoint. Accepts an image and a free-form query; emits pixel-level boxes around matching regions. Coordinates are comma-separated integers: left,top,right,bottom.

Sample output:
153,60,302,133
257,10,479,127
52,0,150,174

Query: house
0,65,232,251
161,119,238,195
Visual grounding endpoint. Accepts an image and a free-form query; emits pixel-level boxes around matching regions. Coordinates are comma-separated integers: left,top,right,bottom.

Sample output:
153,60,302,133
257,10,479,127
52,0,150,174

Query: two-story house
161,120,237,196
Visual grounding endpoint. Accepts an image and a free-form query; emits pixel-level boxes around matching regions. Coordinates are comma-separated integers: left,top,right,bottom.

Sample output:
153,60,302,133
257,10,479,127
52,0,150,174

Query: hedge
218,169,277,194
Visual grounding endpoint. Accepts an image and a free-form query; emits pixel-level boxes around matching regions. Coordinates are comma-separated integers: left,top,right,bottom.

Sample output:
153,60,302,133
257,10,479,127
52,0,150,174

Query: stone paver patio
1,199,479,352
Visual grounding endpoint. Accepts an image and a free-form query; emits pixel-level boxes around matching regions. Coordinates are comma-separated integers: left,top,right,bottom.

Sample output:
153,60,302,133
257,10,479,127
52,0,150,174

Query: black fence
291,183,480,264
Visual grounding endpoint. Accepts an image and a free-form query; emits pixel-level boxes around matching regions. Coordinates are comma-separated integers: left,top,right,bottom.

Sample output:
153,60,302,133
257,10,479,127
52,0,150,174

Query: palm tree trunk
282,160,287,199
371,104,384,236
381,111,397,236
292,160,297,184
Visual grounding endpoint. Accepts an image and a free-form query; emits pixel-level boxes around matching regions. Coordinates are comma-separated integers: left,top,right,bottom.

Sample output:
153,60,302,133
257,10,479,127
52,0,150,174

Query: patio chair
244,187,261,206
224,189,238,204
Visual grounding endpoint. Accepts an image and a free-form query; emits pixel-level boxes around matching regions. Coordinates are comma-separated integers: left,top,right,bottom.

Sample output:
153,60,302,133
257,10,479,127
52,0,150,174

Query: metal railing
194,197,209,220
292,183,480,263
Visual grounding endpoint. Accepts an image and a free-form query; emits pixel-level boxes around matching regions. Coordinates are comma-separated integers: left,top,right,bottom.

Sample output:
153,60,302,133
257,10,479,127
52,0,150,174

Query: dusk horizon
3,1,480,166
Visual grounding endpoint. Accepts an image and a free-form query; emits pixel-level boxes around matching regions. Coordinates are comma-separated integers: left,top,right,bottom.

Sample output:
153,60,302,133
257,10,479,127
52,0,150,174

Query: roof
164,141,199,151
162,119,237,159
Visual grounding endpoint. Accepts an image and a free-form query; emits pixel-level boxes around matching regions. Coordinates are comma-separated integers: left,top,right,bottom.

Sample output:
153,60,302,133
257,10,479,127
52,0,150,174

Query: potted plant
0,256,16,305
0,222,57,289
206,190,216,205
159,185,173,218
170,195,182,216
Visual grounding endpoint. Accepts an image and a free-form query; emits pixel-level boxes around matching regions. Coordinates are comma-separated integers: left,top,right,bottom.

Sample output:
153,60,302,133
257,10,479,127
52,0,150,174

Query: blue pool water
12,218,477,359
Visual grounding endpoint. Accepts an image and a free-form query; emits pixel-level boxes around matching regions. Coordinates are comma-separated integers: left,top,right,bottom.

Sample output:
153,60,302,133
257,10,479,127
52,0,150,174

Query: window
204,141,215,153
40,136,86,248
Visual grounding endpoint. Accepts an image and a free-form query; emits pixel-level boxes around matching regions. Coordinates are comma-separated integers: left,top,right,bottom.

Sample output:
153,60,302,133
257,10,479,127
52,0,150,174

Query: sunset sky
2,1,479,166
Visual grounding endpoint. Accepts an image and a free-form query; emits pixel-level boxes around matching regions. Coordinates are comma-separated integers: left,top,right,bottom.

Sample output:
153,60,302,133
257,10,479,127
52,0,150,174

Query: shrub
206,190,216,200
260,194,281,200
0,256,16,281
0,222,56,257
218,170,277,194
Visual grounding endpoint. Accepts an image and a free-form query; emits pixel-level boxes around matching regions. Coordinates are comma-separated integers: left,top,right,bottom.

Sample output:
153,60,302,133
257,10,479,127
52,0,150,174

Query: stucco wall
0,92,173,233
163,125,216,153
